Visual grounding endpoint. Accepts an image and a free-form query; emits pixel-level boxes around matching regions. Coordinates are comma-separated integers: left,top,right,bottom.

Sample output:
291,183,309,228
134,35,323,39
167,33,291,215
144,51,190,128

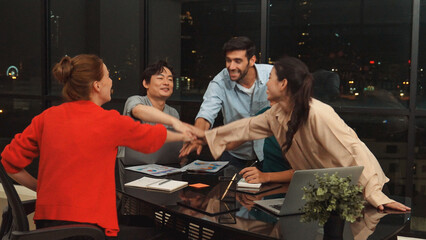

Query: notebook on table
125,176,188,192
254,166,364,217
234,178,282,195
236,178,261,189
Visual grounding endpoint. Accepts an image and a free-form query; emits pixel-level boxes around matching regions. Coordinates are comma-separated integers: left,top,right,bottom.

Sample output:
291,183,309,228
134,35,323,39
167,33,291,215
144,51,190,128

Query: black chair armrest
21,200,36,216
0,206,12,237
11,224,105,240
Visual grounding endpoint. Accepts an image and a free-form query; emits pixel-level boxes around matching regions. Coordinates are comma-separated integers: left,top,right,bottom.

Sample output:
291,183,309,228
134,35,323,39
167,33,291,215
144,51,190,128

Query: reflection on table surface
278,205,411,240
122,163,410,239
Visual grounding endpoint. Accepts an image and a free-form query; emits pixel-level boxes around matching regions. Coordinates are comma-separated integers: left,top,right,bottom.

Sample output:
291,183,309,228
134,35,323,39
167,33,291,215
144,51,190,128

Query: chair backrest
0,163,30,232
123,141,183,165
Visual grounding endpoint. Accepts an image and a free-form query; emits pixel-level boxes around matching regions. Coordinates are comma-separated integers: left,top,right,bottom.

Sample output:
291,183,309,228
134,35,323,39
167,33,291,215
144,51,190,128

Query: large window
0,0,43,151
340,113,408,195
147,0,261,101
49,0,98,95
0,98,42,150
49,0,143,100
413,118,426,232
418,0,426,109
0,0,42,96
269,0,412,109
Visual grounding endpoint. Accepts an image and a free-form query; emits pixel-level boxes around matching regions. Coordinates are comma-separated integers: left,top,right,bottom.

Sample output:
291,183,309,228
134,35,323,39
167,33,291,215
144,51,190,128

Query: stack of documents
125,177,188,192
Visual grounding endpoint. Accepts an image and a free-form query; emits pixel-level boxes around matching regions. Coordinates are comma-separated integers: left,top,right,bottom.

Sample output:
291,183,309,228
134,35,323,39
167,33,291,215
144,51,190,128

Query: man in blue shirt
181,36,273,167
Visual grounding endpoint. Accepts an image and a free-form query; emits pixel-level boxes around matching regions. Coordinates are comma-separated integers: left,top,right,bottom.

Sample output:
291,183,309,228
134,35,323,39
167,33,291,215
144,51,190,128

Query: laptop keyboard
271,204,282,211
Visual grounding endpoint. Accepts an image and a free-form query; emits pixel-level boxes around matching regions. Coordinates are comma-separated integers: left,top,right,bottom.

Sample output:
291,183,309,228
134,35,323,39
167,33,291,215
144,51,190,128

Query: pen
240,160,259,184
147,179,170,187
158,179,171,185
220,173,237,200
248,160,259,168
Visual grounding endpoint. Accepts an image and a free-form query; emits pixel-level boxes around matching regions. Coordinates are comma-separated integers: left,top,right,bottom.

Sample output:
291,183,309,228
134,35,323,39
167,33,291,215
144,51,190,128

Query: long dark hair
274,57,313,153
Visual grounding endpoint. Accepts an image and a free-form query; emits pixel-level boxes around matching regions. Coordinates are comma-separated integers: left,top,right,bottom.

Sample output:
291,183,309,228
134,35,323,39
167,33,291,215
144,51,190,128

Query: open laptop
123,141,183,165
254,166,364,217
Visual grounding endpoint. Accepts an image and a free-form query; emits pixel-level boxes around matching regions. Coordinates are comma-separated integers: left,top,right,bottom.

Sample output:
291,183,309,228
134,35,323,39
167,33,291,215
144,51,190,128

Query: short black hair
222,36,256,60
142,60,174,85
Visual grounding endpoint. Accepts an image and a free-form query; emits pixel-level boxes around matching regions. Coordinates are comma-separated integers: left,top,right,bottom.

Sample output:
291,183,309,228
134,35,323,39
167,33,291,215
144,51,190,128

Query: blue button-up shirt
196,63,273,160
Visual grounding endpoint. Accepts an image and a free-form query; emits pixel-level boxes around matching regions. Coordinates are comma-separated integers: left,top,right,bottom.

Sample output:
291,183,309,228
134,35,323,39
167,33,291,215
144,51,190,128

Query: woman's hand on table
378,201,411,212
239,167,269,184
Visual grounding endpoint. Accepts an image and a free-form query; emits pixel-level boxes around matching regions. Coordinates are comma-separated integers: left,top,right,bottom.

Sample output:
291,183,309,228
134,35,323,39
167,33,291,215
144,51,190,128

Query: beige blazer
205,99,393,207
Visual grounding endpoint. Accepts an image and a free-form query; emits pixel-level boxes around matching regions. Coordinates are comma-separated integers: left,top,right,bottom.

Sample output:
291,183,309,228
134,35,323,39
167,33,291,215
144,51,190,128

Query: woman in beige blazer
185,56,410,212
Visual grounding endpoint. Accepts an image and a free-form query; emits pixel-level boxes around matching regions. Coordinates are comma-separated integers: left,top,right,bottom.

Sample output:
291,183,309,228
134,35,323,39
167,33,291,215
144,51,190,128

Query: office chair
0,161,105,240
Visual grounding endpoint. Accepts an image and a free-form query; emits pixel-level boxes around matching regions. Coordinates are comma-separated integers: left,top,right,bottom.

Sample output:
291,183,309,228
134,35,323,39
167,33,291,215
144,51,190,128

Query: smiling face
225,50,255,82
143,67,174,100
266,67,285,102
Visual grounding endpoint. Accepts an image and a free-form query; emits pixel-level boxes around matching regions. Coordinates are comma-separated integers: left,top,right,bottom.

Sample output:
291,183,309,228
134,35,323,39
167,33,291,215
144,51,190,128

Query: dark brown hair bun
52,56,73,84
51,54,104,101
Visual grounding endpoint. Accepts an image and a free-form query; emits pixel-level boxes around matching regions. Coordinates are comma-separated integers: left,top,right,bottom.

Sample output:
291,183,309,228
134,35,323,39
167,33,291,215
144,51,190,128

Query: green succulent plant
300,172,365,226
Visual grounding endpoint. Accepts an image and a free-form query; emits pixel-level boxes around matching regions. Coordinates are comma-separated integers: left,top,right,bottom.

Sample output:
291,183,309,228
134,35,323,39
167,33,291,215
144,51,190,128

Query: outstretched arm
225,140,245,151
205,114,273,159
166,130,196,143
132,105,191,135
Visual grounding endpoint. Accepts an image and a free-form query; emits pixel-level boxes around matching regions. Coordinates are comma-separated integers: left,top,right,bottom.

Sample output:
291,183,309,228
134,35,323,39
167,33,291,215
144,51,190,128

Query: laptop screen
123,141,183,165
254,166,364,216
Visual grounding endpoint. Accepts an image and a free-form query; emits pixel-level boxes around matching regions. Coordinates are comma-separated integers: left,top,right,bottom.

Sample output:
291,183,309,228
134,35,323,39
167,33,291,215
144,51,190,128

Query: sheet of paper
126,164,183,176
181,160,229,173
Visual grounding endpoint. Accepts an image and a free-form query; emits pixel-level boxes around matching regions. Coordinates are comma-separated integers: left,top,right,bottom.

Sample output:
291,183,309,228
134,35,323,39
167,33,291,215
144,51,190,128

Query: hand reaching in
179,140,205,158
378,201,411,212
178,125,206,157
172,120,195,137
172,120,208,145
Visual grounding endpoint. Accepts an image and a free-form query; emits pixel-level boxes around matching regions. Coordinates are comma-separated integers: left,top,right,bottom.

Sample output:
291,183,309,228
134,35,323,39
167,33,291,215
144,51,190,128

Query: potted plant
300,172,365,238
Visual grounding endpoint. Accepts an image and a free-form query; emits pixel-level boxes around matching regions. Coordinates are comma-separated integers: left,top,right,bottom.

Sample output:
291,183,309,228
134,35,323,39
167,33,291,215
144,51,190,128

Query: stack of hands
171,120,207,157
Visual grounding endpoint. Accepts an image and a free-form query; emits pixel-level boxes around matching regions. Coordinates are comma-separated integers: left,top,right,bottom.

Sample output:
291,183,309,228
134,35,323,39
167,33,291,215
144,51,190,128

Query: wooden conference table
118,162,411,240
